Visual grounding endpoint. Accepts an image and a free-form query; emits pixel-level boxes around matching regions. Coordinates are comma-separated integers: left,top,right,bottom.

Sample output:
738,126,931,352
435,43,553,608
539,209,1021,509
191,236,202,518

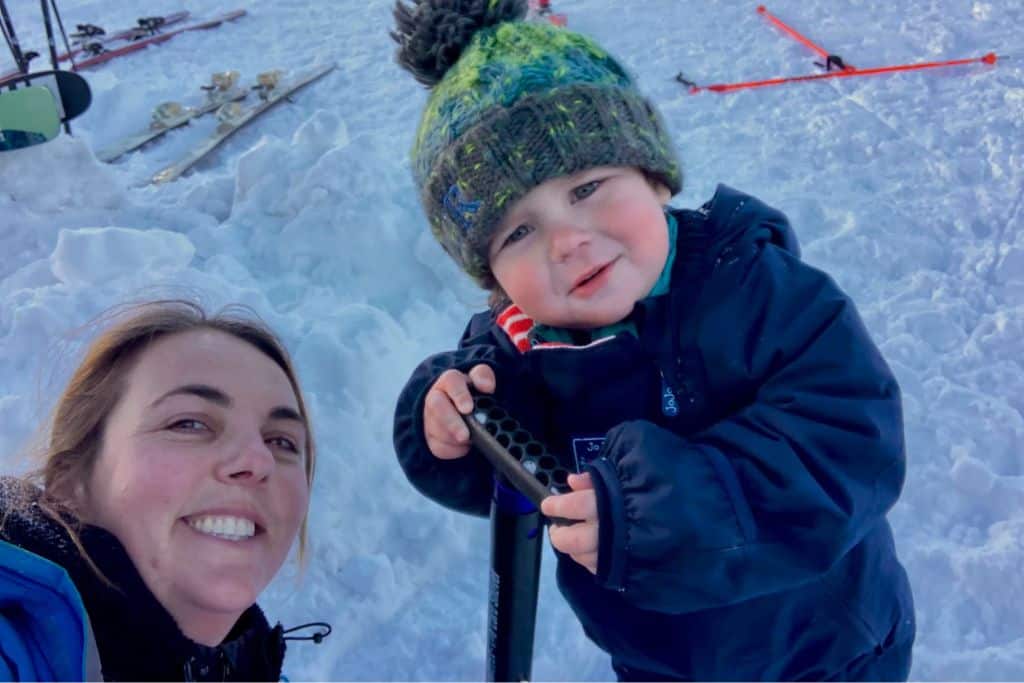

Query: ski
62,10,190,64
151,63,335,185
681,52,999,94
70,9,244,72
97,70,246,162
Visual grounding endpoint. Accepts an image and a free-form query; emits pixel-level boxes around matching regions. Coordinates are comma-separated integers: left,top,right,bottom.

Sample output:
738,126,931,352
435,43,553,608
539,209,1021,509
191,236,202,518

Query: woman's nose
216,433,274,483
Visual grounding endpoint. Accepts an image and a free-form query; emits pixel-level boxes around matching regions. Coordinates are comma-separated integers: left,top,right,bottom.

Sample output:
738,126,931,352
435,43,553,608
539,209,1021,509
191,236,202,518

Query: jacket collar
0,478,285,681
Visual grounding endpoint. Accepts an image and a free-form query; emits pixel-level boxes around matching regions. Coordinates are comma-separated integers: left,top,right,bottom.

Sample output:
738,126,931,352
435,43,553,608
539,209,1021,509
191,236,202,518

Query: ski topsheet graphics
151,63,336,185
97,70,246,162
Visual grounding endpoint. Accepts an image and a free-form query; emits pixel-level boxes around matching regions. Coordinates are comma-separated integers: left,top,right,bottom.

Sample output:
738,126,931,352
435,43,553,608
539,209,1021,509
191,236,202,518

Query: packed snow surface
1,0,1022,679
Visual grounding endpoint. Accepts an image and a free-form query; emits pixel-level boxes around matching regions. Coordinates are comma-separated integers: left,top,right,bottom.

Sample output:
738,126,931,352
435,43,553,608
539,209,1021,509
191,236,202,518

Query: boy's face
488,166,671,329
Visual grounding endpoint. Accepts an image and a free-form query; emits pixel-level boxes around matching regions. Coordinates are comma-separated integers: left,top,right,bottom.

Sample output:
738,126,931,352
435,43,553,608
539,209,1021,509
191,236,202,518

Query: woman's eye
502,224,533,249
267,436,300,454
169,418,209,433
571,180,601,202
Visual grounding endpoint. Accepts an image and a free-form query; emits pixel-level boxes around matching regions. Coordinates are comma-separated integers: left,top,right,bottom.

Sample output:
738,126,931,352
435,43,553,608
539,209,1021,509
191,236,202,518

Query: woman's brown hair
29,299,316,568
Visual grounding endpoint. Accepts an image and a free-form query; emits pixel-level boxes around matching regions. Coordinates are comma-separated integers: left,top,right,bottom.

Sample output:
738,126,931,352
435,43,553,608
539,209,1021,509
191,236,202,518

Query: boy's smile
488,166,672,329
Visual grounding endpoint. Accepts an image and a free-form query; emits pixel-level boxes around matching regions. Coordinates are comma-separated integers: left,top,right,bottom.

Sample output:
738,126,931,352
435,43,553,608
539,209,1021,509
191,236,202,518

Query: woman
0,300,323,680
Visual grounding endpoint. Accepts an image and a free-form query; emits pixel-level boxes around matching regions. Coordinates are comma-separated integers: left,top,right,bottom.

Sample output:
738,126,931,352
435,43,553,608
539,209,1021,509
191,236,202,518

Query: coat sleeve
393,315,519,517
586,241,906,614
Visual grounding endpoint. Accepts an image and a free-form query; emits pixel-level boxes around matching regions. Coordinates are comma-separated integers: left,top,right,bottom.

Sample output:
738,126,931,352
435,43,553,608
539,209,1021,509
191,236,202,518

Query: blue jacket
0,540,93,680
394,185,916,680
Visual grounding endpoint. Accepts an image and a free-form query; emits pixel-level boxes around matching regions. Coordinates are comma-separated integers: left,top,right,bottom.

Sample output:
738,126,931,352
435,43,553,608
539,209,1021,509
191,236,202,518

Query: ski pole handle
462,395,577,525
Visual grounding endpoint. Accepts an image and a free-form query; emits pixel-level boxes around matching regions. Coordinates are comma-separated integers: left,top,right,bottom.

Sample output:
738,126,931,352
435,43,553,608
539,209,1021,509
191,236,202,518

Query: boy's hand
542,472,599,575
423,364,496,459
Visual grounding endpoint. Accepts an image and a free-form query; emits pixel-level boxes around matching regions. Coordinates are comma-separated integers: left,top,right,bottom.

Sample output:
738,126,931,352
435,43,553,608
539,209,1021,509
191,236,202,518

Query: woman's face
85,328,310,645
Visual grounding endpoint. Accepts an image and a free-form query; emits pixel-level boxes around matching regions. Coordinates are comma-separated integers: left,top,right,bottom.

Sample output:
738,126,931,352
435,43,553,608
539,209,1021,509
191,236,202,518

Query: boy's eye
571,180,601,202
501,224,533,249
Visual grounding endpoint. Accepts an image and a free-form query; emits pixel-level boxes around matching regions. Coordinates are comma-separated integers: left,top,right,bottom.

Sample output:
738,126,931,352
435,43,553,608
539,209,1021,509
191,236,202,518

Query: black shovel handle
462,395,577,524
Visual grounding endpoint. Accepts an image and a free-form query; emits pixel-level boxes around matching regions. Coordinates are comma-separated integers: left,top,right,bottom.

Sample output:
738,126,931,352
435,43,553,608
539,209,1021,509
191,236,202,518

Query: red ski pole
687,52,998,94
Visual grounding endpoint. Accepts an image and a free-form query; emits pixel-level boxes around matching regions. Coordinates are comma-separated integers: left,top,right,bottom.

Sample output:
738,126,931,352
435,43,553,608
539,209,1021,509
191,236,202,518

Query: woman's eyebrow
150,384,230,408
268,406,303,424
149,385,304,428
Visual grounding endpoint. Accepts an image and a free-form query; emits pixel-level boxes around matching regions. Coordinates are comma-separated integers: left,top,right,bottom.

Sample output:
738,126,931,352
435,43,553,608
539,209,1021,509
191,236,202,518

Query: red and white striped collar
496,304,545,352
495,304,615,353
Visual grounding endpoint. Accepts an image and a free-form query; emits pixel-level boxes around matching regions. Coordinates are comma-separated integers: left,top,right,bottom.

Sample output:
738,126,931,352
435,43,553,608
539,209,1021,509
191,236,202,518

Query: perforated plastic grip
463,395,573,509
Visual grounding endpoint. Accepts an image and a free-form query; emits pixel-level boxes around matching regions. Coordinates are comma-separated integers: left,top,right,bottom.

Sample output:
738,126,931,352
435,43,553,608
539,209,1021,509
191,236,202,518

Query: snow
1,0,1022,679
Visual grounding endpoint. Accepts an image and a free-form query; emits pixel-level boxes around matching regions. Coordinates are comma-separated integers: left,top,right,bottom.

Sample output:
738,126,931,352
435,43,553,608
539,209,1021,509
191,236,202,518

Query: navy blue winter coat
394,185,916,681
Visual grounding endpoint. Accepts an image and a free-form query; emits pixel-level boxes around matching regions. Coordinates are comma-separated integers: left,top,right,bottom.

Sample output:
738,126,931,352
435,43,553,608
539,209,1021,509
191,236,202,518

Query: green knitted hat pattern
397,5,682,288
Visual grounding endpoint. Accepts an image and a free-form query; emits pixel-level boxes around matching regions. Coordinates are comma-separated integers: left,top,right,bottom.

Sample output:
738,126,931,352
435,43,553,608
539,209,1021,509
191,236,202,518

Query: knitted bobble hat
392,0,682,288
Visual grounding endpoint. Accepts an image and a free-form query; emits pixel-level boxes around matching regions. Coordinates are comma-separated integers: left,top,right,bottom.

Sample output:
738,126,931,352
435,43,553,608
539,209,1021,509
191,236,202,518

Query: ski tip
756,5,767,14
982,52,998,65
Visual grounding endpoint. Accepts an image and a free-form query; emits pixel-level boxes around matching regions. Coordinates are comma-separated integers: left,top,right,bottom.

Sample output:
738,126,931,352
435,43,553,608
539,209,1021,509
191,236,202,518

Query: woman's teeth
188,515,256,541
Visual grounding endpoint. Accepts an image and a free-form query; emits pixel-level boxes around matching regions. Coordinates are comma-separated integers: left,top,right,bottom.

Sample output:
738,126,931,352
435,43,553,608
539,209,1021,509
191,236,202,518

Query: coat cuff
588,455,629,592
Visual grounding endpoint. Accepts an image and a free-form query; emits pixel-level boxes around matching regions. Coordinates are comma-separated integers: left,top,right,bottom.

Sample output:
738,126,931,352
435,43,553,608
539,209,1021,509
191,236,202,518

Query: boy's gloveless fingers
467,364,496,393
423,413,471,460
567,471,594,491
549,520,599,557
424,388,470,440
571,551,598,575
426,437,471,460
434,368,474,413
541,488,597,522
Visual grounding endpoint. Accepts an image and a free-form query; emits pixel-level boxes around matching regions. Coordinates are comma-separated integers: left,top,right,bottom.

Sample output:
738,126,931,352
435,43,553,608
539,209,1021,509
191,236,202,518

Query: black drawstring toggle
282,621,332,644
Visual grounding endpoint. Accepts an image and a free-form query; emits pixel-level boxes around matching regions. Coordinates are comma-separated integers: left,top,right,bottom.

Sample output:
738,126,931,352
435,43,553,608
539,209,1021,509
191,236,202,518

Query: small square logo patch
571,437,606,470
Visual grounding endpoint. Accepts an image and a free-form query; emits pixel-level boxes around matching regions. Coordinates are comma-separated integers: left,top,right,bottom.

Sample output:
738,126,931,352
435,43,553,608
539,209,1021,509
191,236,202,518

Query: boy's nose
548,223,591,262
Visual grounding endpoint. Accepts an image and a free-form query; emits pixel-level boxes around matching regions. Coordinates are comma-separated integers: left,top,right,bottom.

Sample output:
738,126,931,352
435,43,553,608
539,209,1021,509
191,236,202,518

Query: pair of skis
678,5,1001,94
72,9,244,72
0,8,243,82
148,63,336,185
61,10,191,65
96,69,246,162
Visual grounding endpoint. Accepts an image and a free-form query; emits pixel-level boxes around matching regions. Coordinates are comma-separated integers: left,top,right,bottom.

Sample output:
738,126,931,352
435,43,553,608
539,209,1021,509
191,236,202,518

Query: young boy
391,1,915,680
